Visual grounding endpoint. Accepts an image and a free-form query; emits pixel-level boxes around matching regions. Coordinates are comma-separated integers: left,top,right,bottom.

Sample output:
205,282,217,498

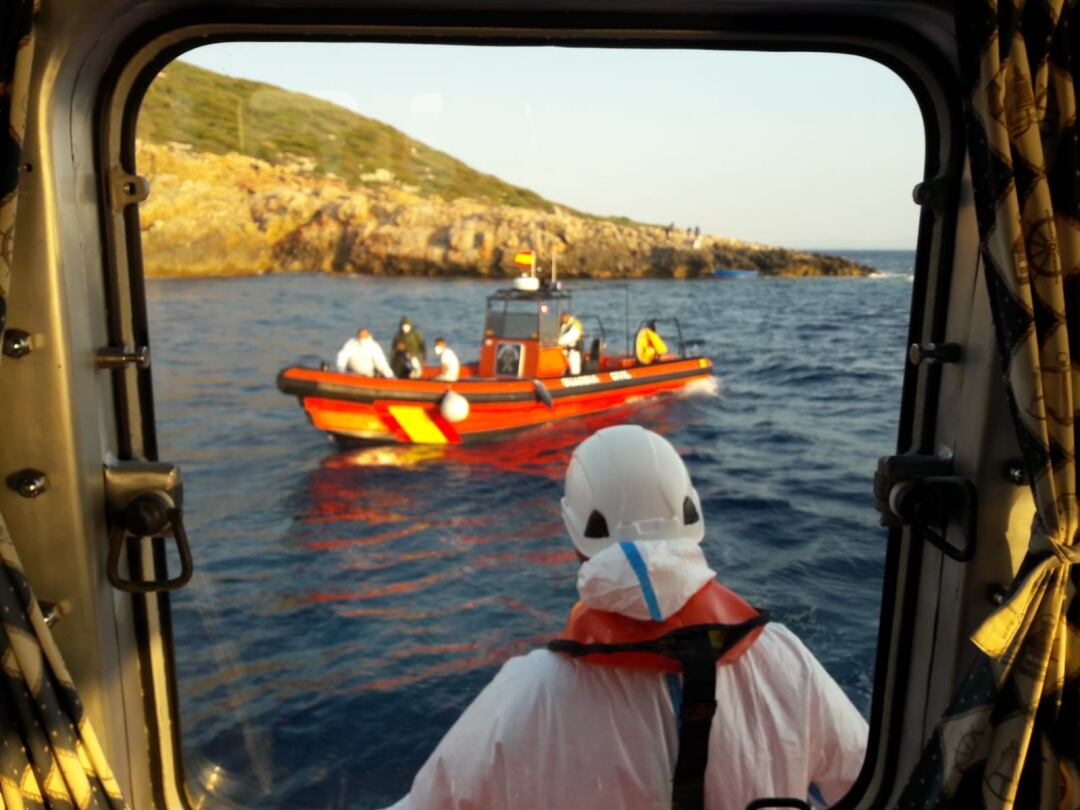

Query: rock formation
137,141,871,279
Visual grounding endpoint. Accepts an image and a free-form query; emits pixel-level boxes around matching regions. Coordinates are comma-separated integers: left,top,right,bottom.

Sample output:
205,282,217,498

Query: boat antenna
552,252,557,287
625,283,631,357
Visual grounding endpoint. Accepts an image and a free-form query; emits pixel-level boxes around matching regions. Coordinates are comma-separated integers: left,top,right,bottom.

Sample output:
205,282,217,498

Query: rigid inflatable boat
277,279,713,444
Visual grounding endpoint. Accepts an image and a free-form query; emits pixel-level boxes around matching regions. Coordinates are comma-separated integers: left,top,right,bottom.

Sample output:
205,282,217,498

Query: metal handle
106,492,194,593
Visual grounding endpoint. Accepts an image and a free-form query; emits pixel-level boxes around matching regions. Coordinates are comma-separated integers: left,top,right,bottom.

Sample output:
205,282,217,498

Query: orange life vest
554,580,766,672
549,579,769,810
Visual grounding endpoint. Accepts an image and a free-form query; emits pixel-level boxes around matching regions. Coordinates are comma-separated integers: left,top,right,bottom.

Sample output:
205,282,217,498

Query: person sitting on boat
393,316,426,372
635,319,669,365
433,337,460,382
384,425,868,810
558,311,584,375
335,328,394,378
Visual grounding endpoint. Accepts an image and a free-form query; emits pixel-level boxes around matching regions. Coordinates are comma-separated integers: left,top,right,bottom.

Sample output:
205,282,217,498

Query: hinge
874,453,977,561
109,169,150,211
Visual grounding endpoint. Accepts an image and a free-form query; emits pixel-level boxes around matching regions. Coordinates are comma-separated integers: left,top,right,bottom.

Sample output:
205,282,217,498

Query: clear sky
181,43,924,250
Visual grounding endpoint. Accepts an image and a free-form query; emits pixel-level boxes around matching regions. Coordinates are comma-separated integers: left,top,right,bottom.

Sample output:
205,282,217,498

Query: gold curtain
898,0,1080,807
0,1,127,807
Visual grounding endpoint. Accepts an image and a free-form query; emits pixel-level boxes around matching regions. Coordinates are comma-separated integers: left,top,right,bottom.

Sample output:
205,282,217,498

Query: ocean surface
147,249,915,808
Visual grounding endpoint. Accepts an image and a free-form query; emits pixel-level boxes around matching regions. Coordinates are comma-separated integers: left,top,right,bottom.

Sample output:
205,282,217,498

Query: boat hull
278,357,713,444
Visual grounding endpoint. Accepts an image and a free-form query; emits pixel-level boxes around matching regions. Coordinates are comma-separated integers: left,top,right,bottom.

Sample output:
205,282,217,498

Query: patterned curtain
0,1,127,807
898,1,1080,808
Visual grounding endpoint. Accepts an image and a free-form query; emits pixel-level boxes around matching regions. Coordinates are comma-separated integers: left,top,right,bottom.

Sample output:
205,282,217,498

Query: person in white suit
386,425,867,810
336,328,394,378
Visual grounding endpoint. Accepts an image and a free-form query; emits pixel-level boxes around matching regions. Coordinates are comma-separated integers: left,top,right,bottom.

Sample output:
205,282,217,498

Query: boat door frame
24,5,972,808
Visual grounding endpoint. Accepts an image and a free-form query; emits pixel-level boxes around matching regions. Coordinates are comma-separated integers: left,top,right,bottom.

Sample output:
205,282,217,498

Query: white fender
440,390,470,423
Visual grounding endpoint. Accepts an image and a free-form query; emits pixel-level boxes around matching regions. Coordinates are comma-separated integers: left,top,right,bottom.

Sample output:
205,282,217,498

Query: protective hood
576,540,716,622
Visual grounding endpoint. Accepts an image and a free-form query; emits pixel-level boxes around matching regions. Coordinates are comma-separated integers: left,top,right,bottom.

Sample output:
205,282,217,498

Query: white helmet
561,425,705,557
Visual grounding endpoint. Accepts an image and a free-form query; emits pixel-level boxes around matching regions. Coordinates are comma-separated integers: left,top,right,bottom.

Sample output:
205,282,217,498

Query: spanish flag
514,250,536,270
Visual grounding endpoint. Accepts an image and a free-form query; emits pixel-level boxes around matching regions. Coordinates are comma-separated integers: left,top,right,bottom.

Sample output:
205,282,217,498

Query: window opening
136,42,923,808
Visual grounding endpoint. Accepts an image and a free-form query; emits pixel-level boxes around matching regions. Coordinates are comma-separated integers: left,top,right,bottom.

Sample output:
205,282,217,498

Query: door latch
94,345,151,370
103,460,193,593
874,453,977,562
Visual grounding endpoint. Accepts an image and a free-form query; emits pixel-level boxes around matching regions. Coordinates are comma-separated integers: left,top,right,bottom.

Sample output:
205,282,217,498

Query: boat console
480,282,574,378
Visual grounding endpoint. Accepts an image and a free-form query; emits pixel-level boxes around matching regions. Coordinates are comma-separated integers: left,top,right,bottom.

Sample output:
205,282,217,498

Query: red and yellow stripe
377,404,462,444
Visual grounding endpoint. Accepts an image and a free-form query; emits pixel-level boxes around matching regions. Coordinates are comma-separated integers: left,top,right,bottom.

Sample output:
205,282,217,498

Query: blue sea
148,249,914,808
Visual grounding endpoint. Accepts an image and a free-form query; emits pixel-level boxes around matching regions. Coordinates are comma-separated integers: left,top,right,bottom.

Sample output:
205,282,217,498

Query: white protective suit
558,317,583,376
336,336,394,378
435,346,460,381
386,540,868,810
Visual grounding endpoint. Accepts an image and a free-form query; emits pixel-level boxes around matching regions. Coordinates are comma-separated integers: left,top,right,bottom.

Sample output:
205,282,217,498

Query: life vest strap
546,614,768,662
547,612,769,810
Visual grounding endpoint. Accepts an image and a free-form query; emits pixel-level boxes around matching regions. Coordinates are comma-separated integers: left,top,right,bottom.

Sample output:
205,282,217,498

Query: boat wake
676,375,722,398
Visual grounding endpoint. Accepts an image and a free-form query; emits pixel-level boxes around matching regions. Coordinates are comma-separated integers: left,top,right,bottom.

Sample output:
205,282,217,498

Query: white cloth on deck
384,540,868,810
336,336,394,378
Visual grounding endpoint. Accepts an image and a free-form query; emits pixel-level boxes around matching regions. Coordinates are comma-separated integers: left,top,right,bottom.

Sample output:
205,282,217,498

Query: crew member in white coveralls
385,425,868,810
558,311,584,375
433,337,460,382
335,328,394,378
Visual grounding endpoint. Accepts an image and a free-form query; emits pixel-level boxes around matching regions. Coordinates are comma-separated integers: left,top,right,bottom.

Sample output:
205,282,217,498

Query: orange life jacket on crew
551,579,767,671
548,579,769,810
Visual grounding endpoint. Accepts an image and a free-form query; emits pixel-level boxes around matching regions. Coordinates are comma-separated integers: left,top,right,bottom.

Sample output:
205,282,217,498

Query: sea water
148,249,913,808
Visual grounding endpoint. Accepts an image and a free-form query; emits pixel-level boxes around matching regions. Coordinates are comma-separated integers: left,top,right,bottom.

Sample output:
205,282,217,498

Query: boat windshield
486,299,541,340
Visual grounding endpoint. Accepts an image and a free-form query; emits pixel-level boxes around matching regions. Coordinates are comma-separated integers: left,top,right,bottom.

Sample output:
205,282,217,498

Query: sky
181,43,924,250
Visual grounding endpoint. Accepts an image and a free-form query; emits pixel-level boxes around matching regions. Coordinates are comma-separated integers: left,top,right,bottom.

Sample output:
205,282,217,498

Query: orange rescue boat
277,279,713,444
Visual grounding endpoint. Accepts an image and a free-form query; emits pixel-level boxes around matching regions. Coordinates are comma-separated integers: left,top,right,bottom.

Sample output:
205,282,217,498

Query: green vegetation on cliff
136,62,872,279
140,61,556,211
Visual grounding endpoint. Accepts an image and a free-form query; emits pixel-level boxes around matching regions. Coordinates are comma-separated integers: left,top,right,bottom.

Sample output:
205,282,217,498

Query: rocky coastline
137,141,872,280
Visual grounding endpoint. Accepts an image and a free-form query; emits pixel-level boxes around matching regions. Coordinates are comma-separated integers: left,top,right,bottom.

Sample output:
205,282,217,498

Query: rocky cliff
137,141,871,279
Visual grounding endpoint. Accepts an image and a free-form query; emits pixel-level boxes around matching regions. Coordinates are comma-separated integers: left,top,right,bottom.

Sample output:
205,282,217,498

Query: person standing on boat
558,311,584,375
384,426,867,810
335,328,394,378
393,316,426,378
433,337,460,382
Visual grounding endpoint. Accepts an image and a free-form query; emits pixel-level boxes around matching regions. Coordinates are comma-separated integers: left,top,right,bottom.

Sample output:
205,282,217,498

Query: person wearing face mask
393,316,426,378
433,337,460,382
